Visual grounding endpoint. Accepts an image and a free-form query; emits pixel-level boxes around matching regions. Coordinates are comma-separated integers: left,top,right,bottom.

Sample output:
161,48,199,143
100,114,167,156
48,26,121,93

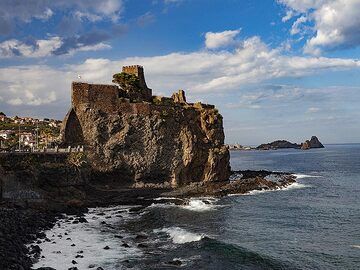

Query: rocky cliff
301,136,325,150
61,65,231,188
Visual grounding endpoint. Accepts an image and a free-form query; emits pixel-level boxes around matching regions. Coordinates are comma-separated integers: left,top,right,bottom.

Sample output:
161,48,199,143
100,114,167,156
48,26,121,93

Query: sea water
32,144,360,269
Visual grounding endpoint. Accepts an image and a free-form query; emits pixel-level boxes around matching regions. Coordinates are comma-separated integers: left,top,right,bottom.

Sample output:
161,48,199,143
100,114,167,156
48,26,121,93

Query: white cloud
0,37,62,58
0,36,110,58
205,29,241,49
0,0,124,30
290,16,307,35
0,35,359,110
279,0,360,54
0,66,67,106
74,11,102,22
34,8,54,20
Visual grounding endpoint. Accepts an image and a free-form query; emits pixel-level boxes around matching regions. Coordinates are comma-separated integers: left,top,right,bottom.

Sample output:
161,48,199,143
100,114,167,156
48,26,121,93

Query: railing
0,145,85,154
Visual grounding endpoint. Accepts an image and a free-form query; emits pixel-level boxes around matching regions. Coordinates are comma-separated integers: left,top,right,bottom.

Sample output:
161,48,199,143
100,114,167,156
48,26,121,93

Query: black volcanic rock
256,140,300,150
257,136,324,150
301,136,324,150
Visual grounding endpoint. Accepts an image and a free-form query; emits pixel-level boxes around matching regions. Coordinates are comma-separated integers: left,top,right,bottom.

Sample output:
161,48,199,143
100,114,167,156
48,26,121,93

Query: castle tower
122,65,148,90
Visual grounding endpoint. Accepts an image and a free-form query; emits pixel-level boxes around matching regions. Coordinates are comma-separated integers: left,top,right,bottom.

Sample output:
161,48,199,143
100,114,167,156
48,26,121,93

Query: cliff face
62,66,230,188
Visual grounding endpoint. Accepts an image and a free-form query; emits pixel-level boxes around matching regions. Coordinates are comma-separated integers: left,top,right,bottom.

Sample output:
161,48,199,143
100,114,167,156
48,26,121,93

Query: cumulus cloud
205,29,241,49
0,0,124,34
278,0,360,54
1,34,359,116
0,34,111,58
0,37,62,58
0,65,69,106
52,31,112,55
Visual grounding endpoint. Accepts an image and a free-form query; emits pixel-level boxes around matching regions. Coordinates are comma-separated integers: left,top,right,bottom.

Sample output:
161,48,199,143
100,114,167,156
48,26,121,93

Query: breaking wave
180,198,218,212
293,173,320,179
155,227,205,244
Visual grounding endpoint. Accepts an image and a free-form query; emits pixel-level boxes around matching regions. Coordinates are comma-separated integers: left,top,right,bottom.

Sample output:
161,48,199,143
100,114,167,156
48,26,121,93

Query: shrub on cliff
67,152,88,168
112,72,140,90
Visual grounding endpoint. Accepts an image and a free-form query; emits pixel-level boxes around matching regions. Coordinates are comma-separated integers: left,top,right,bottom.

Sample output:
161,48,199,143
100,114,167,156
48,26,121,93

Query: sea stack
301,136,325,150
61,65,231,188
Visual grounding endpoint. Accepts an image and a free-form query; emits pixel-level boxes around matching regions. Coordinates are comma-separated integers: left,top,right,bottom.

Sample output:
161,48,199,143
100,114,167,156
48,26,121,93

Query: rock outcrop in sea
301,136,325,150
61,65,231,188
257,136,324,150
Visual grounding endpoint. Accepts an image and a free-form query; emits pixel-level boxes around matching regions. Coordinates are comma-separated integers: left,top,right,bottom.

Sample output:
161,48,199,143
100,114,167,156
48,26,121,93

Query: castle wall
72,82,120,111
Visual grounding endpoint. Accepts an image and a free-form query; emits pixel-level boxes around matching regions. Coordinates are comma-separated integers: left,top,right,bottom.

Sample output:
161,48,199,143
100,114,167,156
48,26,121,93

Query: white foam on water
292,174,320,179
350,245,360,249
149,197,219,212
147,202,177,210
180,197,220,212
229,182,311,196
30,206,141,270
155,227,204,244
153,197,183,201
282,182,310,190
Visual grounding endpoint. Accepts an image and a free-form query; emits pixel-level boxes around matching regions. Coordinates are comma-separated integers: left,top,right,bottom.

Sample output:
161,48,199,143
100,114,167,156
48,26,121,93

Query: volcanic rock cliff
61,65,231,188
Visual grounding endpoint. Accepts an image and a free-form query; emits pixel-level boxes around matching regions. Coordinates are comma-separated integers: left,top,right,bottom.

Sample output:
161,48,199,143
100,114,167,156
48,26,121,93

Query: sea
31,144,360,270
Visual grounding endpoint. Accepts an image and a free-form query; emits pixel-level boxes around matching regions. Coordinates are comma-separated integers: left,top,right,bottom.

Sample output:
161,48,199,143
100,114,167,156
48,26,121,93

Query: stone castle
61,65,230,187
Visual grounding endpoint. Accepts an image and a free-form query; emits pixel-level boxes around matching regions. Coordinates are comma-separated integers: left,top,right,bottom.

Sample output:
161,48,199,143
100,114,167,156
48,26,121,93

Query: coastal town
0,112,62,151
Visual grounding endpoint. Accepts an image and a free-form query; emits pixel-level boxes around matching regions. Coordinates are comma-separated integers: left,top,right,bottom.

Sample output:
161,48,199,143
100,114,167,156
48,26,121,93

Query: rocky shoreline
0,170,296,270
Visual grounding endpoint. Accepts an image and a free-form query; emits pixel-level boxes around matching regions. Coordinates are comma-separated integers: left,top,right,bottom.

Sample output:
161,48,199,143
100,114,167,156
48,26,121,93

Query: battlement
122,65,144,76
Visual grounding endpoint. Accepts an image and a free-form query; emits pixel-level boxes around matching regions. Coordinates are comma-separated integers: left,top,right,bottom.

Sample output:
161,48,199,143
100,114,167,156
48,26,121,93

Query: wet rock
72,260,78,264
36,232,46,238
68,267,78,270
129,206,145,213
135,234,148,241
103,245,110,250
88,264,96,268
75,254,83,258
71,243,76,246
77,250,83,253
167,260,182,266
78,217,88,223
96,267,104,270
121,243,130,248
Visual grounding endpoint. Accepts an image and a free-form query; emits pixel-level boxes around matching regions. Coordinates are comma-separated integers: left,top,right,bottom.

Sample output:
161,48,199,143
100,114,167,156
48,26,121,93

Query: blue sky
0,0,359,144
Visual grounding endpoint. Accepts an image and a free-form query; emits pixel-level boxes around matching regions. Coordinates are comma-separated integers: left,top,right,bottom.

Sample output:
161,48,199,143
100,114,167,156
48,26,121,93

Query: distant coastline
228,136,324,151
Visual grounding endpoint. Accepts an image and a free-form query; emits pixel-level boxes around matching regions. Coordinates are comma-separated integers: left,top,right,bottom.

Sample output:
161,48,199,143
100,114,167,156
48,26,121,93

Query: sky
0,0,360,145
